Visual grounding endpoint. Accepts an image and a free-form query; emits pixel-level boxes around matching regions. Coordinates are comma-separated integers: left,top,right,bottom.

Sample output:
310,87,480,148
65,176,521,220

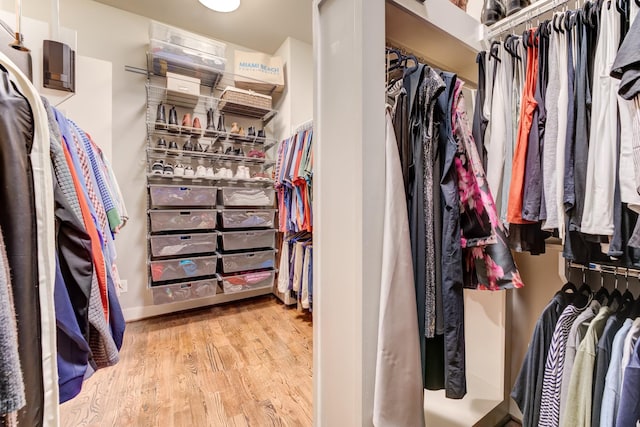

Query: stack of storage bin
216,187,278,295
148,184,219,304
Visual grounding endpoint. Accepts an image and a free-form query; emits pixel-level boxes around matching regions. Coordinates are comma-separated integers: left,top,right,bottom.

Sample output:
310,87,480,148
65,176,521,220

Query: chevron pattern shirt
538,303,583,427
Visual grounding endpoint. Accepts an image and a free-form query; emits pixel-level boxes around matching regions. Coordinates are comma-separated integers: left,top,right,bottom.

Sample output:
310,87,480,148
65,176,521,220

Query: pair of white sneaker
195,165,215,178
174,164,194,177
234,166,251,180
214,167,234,179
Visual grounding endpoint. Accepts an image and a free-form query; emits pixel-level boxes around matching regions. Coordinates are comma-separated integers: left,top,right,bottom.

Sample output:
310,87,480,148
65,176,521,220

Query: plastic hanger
618,270,635,317
594,270,610,305
490,40,502,63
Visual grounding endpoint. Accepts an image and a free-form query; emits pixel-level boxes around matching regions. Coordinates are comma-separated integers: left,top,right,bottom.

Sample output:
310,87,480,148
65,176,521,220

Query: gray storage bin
151,278,218,304
219,230,276,251
149,210,217,232
219,250,276,273
150,255,217,282
218,270,275,294
219,209,276,229
149,184,217,207
150,233,217,257
220,187,275,207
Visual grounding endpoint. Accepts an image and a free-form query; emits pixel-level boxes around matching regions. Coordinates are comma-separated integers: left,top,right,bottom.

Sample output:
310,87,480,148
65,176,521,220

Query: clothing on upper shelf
476,2,640,264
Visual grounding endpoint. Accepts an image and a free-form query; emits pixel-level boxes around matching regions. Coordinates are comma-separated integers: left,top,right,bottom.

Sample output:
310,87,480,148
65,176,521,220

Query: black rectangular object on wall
43,39,75,92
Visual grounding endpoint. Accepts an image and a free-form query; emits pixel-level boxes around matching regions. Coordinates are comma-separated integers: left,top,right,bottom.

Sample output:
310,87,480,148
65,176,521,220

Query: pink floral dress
451,80,524,290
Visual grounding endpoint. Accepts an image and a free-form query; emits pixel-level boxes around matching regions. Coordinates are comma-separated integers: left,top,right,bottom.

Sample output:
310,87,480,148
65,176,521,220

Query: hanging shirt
581,3,622,235
538,302,585,427
600,318,633,427
561,305,612,427
512,292,569,427
508,30,538,224
559,299,601,421
373,110,424,427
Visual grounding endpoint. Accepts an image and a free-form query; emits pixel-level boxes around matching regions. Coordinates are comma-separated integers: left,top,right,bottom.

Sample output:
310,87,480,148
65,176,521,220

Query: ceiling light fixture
198,0,240,13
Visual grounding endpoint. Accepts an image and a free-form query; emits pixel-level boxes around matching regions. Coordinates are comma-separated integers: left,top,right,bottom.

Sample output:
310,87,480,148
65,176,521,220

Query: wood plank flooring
60,296,313,427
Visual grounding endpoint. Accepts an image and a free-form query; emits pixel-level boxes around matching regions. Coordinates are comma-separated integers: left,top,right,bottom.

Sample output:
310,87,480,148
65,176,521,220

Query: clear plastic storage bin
219,209,276,229
149,39,226,86
218,270,275,294
149,210,217,232
151,278,218,304
150,255,217,282
219,230,276,251
220,187,275,207
149,185,217,207
150,233,217,257
219,250,275,274
150,21,226,58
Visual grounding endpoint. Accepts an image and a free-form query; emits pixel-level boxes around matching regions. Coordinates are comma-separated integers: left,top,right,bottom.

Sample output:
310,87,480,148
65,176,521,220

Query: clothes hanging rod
568,261,640,277
484,0,570,41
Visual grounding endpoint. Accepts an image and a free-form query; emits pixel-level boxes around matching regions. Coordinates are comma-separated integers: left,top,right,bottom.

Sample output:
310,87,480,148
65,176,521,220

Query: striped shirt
538,303,584,427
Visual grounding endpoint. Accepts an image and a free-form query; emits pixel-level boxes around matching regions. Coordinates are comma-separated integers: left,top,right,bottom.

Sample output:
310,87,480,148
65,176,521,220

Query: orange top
63,141,109,320
507,30,538,224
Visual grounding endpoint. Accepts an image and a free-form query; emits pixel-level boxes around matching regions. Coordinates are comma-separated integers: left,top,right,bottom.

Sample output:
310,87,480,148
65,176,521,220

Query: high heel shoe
181,113,193,134
168,106,179,133
205,108,216,137
192,117,203,137
155,104,167,130
217,113,226,133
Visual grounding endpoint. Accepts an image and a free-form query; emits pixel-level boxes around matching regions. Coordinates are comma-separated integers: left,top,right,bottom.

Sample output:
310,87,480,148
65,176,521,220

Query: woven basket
220,87,272,110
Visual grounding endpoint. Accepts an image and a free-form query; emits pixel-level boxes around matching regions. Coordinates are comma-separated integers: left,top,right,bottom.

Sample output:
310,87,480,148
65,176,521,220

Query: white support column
313,0,386,425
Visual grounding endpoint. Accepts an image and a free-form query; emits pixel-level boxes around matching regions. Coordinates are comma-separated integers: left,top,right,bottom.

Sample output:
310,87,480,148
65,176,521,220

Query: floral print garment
451,80,524,291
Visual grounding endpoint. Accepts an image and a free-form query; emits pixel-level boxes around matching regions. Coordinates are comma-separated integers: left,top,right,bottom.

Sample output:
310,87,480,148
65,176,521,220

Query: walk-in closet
1,0,640,425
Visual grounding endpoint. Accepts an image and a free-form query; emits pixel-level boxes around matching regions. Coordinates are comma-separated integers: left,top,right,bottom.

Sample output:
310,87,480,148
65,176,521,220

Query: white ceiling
92,0,312,54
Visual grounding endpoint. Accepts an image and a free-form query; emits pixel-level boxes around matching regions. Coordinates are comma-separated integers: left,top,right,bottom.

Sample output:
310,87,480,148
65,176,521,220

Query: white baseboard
122,287,273,322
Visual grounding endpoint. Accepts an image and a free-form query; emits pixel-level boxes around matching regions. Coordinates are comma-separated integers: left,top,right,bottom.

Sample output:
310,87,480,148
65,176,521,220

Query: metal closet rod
484,0,570,41
567,261,640,277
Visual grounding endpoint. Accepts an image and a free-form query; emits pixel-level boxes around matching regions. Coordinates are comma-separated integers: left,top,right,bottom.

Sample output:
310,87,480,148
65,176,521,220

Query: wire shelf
146,173,274,186
146,83,278,124
146,122,278,151
146,146,276,168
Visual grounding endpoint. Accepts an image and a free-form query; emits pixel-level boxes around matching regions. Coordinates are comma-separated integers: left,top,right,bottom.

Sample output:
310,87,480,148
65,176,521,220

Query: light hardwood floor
60,296,313,427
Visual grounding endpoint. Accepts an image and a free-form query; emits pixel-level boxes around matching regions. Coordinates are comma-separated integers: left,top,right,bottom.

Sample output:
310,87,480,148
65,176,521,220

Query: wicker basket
219,86,272,111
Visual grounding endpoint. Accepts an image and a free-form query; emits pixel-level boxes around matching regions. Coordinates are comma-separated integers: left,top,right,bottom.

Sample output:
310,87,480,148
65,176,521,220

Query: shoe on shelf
481,0,506,25
184,165,195,177
234,165,245,179
243,166,252,179
174,164,185,177
247,149,265,158
253,172,271,181
196,165,207,177
235,147,245,157
181,113,193,134
183,138,195,151
257,129,266,138
247,126,256,137
163,163,174,176
168,106,179,133
168,140,179,151
505,0,529,15
192,117,203,137
205,108,216,137
156,138,167,149
206,167,215,178
151,160,164,175
230,122,240,134
217,113,226,133
155,104,167,130
225,168,234,179
194,141,205,152
225,146,234,155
